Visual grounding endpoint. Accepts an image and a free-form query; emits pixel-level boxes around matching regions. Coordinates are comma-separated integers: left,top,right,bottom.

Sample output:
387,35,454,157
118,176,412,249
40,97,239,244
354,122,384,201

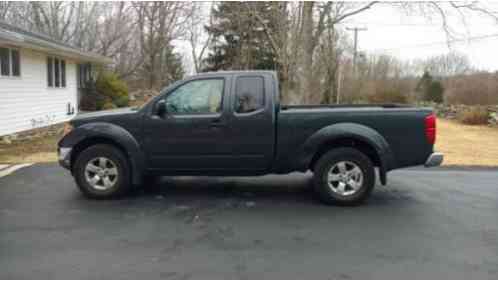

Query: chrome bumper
425,152,444,167
58,147,72,169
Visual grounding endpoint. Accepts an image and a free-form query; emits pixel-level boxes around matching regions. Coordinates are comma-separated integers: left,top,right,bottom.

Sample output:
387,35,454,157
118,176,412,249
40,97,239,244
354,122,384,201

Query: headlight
63,122,74,136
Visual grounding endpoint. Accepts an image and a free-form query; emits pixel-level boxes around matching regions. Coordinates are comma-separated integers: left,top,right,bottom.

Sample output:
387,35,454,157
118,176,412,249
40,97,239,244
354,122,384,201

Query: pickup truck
58,71,443,205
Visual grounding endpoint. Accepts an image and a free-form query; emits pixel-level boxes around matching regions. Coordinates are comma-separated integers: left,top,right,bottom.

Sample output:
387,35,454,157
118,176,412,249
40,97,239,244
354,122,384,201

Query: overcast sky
177,1,498,74
340,2,498,71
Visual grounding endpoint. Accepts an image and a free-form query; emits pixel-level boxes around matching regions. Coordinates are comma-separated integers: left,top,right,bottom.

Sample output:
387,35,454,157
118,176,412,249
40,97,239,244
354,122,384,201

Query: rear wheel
73,144,131,199
313,147,375,206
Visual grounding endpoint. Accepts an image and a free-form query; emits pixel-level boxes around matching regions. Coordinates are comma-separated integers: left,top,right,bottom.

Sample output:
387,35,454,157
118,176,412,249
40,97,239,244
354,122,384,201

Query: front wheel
313,148,375,206
73,144,131,199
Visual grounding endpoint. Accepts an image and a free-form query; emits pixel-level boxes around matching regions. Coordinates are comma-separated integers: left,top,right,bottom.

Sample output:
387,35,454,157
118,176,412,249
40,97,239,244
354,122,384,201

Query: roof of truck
189,70,277,78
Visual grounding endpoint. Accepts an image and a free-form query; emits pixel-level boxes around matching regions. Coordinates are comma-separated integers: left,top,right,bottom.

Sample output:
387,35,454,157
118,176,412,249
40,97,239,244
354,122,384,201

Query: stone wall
0,123,63,144
419,102,498,126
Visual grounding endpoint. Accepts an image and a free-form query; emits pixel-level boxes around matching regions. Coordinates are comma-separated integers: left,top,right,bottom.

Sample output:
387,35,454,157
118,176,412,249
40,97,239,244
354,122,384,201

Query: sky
177,1,498,74
339,2,498,71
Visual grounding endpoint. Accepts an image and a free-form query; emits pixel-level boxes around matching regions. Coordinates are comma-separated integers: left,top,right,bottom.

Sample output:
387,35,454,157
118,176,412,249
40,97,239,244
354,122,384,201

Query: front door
143,77,232,171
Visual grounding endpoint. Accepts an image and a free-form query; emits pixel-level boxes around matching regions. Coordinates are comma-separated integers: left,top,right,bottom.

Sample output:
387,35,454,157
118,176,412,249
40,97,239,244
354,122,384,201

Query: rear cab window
234,76,265,114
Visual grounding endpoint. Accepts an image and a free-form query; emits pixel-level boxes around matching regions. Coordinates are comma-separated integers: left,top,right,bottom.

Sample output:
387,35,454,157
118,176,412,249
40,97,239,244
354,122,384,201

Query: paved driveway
1,164,497,279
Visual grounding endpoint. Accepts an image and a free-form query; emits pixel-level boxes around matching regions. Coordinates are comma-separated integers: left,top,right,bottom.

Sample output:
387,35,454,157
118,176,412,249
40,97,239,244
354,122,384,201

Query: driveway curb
0,163,33,178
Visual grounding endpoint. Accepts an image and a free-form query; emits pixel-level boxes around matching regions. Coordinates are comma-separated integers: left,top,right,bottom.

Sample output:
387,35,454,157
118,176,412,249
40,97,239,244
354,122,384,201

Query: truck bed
276,104,434,171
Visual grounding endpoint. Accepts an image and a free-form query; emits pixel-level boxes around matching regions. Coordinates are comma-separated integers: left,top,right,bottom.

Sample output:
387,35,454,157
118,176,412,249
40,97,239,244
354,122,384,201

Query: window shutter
54,58,60,87
0,47,10,76
61,60,66,87
11,49,20,76
47,57,53,87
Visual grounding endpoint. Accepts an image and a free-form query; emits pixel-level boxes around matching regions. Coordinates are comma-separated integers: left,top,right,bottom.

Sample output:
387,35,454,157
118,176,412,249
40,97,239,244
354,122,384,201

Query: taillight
425,113,436,145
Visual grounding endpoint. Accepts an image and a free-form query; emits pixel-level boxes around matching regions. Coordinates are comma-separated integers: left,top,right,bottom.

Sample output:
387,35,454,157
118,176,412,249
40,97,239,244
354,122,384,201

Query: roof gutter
0,29,112,65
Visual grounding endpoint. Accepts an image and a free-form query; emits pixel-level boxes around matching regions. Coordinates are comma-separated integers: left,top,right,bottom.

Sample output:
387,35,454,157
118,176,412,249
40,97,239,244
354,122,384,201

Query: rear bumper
424,152,444,167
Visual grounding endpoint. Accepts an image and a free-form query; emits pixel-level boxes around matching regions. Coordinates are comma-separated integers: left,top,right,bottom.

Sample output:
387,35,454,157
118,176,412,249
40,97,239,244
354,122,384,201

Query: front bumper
424,152,444,167
58,147,72,170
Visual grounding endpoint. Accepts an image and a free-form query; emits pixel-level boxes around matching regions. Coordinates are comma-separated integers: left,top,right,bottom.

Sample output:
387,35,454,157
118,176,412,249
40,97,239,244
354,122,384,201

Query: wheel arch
298,123,395,185
60,122,145,185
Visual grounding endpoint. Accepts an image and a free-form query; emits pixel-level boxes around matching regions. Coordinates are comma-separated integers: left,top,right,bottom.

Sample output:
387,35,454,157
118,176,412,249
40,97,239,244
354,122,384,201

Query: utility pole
346,27,367,77
336,61,342,104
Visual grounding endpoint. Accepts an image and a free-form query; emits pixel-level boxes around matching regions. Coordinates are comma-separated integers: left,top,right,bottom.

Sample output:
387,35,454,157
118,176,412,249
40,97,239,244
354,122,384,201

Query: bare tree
134,1,189,89
0,2,12,20
186,2,214,73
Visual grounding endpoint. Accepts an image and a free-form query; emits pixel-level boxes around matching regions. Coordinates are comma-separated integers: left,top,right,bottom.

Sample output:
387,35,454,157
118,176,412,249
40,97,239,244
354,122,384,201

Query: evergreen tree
426,81,444,103
416,70,433,93
203,2,277,71
416,70,444,103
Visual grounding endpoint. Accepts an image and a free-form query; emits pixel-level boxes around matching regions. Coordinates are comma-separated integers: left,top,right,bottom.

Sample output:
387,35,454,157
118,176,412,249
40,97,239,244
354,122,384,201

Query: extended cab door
142,76,234,171
225,74,275,170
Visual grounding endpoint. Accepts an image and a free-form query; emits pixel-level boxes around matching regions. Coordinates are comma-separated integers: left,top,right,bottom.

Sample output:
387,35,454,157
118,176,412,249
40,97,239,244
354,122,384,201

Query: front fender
59,122,145,185
296,123,395,179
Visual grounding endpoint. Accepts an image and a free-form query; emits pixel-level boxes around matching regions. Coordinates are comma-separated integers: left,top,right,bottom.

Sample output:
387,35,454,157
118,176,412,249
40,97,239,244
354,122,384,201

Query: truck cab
141,71,277,174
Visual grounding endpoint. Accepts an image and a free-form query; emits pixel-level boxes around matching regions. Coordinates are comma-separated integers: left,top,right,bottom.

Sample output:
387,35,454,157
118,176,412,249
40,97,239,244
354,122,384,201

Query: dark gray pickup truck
58,70,443,205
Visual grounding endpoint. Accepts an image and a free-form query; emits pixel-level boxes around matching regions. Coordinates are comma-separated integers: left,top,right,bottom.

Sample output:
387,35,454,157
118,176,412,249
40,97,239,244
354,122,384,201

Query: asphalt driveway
1,163,498,279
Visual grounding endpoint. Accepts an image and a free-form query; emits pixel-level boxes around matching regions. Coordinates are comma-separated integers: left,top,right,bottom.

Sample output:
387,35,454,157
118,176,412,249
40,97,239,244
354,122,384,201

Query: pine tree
203,2,277,72
416,70,444,103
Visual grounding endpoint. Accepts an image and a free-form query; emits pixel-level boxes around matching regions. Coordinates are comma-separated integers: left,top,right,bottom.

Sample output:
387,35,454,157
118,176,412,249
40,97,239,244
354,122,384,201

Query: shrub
458,106,489,125
367,89,408,104
102,101,117,110
96,72,129,110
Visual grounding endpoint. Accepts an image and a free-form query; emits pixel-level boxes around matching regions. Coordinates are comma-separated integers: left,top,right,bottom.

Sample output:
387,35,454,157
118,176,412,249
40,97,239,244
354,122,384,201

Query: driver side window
164,79,224,115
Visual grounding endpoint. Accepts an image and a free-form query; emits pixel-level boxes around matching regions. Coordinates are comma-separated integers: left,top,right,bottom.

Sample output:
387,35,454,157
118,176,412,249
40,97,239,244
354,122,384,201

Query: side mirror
154,100,167,117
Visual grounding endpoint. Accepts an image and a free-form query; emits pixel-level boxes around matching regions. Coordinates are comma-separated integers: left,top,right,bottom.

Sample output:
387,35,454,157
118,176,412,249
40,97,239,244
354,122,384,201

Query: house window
77,63,91,88
0,47,21,77
47,56,66,88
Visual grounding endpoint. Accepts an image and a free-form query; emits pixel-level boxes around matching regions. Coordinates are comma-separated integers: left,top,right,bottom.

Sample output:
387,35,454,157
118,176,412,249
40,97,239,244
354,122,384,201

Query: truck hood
71,107,138,123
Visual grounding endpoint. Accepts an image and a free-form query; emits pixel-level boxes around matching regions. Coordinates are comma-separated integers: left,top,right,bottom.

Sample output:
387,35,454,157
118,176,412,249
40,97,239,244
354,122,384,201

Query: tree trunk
299,2,314,104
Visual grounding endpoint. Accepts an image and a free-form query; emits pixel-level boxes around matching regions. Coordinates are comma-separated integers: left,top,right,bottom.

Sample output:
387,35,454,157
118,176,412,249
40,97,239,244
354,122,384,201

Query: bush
102,101,117,110
367,89,408,104
96,72,129,110
458,107,489,125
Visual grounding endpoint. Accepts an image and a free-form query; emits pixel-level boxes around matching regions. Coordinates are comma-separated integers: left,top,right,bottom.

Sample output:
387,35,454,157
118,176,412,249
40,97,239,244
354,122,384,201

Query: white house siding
0,48,78,136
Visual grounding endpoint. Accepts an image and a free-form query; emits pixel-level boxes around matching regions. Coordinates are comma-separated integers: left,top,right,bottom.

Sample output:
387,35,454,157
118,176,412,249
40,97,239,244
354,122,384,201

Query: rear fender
59,122,144,185
296,123,395,184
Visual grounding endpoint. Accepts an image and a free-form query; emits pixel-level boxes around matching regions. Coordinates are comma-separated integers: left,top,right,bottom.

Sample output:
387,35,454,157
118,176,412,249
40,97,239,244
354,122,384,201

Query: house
0,21,111,137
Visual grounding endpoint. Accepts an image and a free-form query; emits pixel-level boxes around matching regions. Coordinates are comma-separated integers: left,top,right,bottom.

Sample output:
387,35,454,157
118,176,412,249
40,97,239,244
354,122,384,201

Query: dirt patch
436,119,498,166
0,133,60,163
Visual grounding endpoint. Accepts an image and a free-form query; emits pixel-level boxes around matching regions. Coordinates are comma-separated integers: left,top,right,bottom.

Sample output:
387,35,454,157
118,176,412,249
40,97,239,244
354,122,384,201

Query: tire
313,147,375,206
73,144,131,199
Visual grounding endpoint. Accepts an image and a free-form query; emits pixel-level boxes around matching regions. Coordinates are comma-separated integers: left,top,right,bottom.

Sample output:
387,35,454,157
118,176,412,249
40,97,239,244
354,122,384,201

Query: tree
134,1,188,89
416,71,444,103
425,80,445,103
186,2,213,73
203,2,278,72
421,52,473,77
416,71,433,93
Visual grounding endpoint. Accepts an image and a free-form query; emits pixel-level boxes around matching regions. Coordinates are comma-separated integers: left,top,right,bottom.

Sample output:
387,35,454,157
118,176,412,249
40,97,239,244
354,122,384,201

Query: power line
372,33,498,52
338,22,440,27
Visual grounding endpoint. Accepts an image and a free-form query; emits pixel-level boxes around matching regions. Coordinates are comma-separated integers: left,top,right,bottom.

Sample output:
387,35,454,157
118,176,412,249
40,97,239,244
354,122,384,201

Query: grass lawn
0,133,60,163
1,118,497,166
436,119,498,166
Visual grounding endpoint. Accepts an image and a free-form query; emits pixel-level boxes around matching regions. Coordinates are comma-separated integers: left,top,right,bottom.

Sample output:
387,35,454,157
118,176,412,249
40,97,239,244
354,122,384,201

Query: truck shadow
124,173,416,208
135,173,317,205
